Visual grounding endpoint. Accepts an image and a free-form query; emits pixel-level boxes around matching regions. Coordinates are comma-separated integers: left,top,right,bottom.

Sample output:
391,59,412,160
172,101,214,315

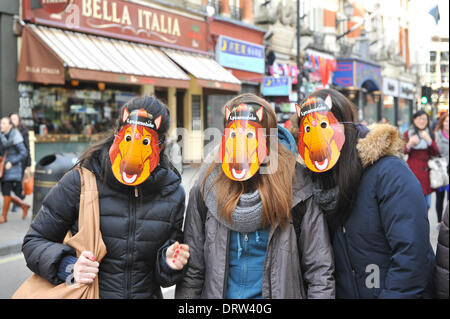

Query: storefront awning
18,24,191,88
163,49,242,92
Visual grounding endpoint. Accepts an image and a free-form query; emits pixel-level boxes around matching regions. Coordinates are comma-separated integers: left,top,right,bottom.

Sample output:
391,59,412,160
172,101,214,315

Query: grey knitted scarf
203,165,263,233
408,127,431,150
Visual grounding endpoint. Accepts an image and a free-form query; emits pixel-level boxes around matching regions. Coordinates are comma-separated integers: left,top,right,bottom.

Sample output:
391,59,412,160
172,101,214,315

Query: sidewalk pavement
0,165,443,257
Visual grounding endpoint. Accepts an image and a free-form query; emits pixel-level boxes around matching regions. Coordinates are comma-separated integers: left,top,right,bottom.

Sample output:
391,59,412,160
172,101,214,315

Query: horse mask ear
122,108,129,124
154,115,162,130
324,95,333,109
295,104,302,118
256,107,264,122
225,105,231,120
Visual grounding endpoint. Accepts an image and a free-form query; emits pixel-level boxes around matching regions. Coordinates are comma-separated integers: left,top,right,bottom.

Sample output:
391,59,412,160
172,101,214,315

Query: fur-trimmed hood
356,123,405,168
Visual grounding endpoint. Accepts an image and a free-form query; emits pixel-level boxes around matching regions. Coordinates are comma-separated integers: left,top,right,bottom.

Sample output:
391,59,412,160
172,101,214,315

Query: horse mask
109,108,162,186
296,95,345,173
220,103,267,181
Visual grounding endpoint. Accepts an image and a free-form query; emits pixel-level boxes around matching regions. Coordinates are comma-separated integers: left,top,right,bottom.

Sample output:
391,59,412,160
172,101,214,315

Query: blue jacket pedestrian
303,89,435,299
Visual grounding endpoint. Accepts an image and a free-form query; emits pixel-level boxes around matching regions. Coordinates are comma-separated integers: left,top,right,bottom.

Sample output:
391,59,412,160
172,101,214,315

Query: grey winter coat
434,204,449,299
0,128,27,182
175,162,335,299
435,130,449,164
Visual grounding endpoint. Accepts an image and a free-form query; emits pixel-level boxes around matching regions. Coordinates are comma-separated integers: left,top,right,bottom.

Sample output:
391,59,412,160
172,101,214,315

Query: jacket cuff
57,255,77,283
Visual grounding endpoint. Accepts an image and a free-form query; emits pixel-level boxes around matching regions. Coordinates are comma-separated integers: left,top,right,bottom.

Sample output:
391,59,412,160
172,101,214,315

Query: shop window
398,98,412,135
31,84,139,138
382,95,395,125
192,95,202,131
362,92,377,125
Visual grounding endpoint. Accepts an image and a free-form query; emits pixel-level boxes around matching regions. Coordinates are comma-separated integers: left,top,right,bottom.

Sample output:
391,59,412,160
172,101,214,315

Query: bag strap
77,167,98,230
78,166,98,193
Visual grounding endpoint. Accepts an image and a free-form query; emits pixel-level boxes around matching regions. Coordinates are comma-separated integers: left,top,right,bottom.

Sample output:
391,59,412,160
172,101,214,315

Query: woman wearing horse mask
175,93,335,299
296,89,435,299
22,96,189,299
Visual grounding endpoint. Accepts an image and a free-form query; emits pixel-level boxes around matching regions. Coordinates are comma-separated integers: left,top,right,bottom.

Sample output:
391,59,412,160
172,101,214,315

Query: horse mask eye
295,95,345,173
109,108,162,186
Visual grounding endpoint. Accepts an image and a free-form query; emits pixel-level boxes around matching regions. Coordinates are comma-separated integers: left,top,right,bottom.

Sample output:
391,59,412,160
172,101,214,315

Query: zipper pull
244,233,248,242
135,187,139,198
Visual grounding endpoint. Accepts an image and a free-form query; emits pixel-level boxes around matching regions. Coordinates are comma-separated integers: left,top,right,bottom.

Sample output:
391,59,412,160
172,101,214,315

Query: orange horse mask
109,108,162,186
296,95,345,173
219,103,267,181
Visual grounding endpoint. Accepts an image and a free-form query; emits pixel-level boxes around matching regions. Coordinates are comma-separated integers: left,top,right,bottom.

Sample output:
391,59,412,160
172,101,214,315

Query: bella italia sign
23,0,208,52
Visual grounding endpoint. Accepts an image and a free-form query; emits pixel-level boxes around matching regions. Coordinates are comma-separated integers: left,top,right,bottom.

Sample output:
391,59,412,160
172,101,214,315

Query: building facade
17,0,243,163
4,0,428,166
0,1,20,118
424,36,449,115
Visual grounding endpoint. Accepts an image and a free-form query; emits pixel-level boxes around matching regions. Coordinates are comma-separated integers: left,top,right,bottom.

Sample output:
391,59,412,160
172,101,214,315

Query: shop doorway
155,87,168,105
176,90,186,134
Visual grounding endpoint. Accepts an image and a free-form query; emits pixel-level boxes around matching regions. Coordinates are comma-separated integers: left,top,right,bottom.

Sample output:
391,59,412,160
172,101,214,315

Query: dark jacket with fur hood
332,124,435,299
433,204,449,299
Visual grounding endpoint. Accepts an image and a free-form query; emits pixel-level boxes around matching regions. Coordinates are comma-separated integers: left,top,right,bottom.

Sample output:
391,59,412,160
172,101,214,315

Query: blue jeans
435,189,449,222
425,194,431,210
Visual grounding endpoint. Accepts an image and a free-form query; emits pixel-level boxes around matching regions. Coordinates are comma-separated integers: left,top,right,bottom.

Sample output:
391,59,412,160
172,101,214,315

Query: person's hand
73,251,99,284
5,162,12,170
419,130,432,143
165,241,190,271
407,134,420,148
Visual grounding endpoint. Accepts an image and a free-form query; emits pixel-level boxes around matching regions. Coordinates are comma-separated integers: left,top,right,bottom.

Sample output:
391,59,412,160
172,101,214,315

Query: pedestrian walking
434,112,449,227
296,89,435,298
9,113,32,214
0,117,30,224
433,203,449,299
404,110,440,209
175,93,335,299
22,96,190,298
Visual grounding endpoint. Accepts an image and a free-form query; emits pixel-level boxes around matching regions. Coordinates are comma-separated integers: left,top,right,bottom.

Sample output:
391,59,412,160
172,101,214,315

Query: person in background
284,113,299,146
403,110,440,210
379,117,391,124
299,89,435,298
9,113,32,214
0,117,30,223
434,112,449,228
433,203,449,299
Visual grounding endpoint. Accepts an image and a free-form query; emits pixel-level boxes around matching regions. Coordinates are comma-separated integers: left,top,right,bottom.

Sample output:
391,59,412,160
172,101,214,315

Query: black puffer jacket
22,146,185,299
434,204,449,299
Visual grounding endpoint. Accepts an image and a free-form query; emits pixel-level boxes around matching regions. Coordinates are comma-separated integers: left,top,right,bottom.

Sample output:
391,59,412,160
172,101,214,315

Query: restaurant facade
17,0,242,163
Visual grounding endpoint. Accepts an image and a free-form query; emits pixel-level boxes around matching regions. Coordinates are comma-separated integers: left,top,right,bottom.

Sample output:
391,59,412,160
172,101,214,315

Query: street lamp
343,1,354,19
337,0,355,40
